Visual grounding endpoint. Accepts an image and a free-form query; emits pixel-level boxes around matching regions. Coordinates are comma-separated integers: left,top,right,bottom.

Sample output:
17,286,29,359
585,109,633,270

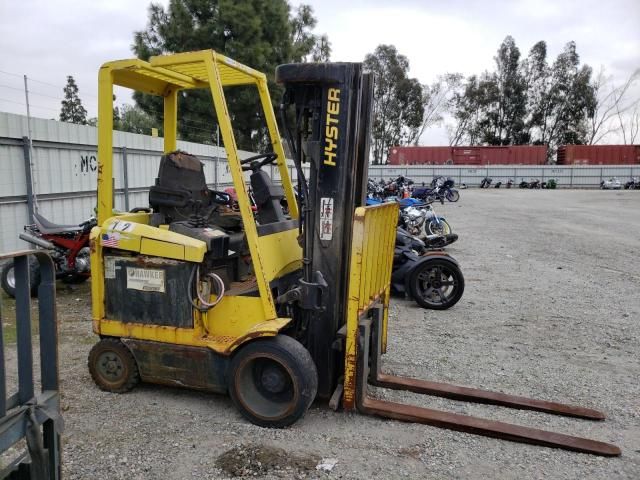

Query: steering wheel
240,153,278,172
210,190,233,206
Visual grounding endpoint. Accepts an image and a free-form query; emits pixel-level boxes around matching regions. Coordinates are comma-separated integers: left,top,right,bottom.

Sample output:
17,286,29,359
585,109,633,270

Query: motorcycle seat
34,211,84,234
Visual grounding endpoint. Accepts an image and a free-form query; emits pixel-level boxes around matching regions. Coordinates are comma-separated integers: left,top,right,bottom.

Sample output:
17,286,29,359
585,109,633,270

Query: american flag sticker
101,232,120,248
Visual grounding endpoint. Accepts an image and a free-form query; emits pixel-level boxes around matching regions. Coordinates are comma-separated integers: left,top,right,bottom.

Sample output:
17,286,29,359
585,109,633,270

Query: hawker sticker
320,197,334,241
126,267,165,293
324,88,340,167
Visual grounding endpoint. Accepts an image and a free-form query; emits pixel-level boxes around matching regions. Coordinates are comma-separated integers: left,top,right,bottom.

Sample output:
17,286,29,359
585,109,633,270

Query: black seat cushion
250,170,286,224
149,151,215,223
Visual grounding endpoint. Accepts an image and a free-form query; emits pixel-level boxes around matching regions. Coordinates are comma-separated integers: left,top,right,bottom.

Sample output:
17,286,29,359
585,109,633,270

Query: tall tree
290,4,332,62
310,34,331,62
484,36,527,145
447,37,528,146
447,74,489,146
414,73,463,145
132,0,330,149
588,67,640,144
447,38,596,158
618,103,639,144
540,42,595,150
115,104,158,135
364,45,424,164
59,76,88,125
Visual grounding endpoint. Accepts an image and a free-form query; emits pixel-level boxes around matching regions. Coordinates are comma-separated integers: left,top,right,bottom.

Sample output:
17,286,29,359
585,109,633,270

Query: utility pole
23,75,38,211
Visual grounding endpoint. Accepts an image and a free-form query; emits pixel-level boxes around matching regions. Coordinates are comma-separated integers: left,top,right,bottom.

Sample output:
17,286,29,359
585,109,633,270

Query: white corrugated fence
1,112,638,253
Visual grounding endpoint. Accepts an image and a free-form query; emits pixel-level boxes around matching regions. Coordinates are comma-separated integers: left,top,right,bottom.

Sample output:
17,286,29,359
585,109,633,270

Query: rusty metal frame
354,306,620,457
0,250,62,478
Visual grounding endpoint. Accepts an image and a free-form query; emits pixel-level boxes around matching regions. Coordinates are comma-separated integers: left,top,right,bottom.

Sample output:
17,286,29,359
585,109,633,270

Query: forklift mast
276,64,373,398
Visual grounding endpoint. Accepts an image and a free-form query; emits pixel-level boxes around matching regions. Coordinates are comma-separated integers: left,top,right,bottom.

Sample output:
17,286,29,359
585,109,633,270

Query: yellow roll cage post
92,50,301,353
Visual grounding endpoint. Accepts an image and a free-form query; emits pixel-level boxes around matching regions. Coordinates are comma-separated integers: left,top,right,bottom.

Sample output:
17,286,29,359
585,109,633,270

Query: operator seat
249,167,287,225
149,150,216,224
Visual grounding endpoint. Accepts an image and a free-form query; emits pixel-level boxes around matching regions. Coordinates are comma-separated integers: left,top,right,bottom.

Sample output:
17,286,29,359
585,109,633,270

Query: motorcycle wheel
427,219,451,236
446,189,460,202
409,258,464,310
1,257,41,298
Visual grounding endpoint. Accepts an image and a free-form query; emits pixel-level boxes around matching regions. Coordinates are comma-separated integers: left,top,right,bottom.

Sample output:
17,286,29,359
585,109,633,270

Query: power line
27,77,66,90
0,96,25,106
0,83,23,92
0,68,100,98
0,69,22,78
29,90,62,101
0,71,220,137
0,96,59,113
1,70,219,130
0,83,62,101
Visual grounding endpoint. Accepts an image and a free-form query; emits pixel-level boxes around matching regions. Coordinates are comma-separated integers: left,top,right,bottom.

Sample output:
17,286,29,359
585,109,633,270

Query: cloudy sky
0,0,638,144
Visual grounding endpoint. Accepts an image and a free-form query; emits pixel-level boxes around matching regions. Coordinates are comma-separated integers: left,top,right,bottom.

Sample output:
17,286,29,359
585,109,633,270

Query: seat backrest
149,151,213,222
250,169,286,225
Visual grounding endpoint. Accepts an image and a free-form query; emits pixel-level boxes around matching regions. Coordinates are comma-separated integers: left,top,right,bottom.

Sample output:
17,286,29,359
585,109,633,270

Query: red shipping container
556,145,640,165
387,145,547,165
388,146,452,165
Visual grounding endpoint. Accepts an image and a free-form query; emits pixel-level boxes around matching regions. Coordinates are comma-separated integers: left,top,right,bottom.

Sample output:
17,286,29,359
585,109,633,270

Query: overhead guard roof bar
103,50,263,95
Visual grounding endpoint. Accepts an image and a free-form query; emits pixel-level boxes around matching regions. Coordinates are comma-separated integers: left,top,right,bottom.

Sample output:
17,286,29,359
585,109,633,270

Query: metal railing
0,251,62,480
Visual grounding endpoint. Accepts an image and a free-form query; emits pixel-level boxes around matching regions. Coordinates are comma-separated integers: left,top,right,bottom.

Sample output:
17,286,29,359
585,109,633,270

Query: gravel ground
2,189,639,479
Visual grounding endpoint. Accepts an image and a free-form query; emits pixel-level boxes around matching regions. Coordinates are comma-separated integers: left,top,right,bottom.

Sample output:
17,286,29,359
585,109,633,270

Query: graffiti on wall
76,153,98,175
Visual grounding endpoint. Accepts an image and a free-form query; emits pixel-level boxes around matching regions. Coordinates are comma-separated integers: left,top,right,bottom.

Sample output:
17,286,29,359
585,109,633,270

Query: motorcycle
480,177,492,188
322,185,465,310
397,197,452,238
1,212,96,297
506,179,514,188
391,228,464,310
366,176,414,202
600,178,622,190
519,179,541,189
623,177,639,190
396,227,458,252
413,177,460,203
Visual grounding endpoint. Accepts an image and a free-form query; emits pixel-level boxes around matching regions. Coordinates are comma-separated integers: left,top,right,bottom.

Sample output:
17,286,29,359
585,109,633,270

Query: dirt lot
2,189,639,479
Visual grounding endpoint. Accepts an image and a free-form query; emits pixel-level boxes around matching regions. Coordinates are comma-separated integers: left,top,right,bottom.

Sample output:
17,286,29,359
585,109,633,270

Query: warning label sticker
126,267,165,293
104,257,116,279
320,197,334,241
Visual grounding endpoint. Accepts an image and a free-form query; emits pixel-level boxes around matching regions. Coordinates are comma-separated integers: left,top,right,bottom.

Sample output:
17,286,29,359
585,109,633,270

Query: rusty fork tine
360,397,621,457
373,373,606,420
354,314,620,457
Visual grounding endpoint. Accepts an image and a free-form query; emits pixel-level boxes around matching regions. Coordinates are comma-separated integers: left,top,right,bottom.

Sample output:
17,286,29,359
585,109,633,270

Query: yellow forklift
88,50,619,455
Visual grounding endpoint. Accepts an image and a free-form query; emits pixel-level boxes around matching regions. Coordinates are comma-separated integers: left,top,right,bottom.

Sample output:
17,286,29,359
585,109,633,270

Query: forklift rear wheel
88,338,140,393
409,258,464,310
228,335,318,428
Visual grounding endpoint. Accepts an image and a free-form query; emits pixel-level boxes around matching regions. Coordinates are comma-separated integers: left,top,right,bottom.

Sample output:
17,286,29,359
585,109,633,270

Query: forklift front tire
88,338,140,393
228,335,318,428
